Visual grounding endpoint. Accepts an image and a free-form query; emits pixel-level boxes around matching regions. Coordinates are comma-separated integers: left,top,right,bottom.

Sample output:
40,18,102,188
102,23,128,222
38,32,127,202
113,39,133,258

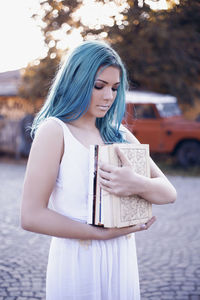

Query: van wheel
176,141,200,167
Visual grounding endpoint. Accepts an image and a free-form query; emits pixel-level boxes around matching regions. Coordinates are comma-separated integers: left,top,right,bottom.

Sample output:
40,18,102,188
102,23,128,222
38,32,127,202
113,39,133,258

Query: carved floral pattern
118,148,150,223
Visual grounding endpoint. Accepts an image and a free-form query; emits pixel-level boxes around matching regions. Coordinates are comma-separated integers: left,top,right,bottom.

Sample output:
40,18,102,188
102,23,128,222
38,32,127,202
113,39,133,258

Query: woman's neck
68,115,96,130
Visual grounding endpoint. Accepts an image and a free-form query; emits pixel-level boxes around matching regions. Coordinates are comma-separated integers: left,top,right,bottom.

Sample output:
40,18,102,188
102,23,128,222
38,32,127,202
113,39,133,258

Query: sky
0,0,169,73
0,0,45,72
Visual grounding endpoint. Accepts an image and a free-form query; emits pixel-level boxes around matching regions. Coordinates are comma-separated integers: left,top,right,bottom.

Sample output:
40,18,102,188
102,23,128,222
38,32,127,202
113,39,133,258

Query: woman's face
87,66,120,119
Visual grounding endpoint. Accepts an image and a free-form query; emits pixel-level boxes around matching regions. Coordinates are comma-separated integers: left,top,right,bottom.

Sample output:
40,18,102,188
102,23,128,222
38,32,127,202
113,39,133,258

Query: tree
19,0,200,107
18,0,137,101
104,0,200,104
19,55,60,100
19,0,82,102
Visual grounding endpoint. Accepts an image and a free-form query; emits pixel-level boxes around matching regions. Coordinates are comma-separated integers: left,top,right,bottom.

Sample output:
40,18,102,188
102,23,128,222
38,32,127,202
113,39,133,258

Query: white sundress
46,117,140,300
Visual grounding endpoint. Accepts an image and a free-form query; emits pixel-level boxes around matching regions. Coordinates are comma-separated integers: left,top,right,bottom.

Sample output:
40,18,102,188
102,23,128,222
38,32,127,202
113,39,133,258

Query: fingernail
140,224,146,229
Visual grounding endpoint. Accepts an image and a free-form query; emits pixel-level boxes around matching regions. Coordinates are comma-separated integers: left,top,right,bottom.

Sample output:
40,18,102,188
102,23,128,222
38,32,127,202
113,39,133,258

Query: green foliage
19,0,81,102
106,0,200,104
153,154,200,177
32,0,82,57
19,56,60,100
19,0,200,107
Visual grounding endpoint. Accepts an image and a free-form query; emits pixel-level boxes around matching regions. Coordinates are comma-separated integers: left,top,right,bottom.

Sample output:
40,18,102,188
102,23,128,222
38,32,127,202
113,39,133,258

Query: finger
140,216,156,230
98,168,111,181
99,182,113,193
146,216,156,228
99,177,111,188
99,161,115,173
127,224,145,233
128,216,156,233
114,146,131,167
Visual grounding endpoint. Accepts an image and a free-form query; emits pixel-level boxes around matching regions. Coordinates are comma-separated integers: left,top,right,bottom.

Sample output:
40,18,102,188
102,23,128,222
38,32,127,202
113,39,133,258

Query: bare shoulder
29,118,64,165
35,118,63,139
119,124,140,144
23,119,65,212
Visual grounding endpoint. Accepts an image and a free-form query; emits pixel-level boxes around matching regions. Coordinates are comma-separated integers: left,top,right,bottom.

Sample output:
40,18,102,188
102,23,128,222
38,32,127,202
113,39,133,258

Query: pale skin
21,66,176,240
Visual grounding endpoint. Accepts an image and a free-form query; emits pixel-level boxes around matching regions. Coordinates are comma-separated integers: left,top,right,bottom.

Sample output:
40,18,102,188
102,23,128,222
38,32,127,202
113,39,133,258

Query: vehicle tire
176,141,200,167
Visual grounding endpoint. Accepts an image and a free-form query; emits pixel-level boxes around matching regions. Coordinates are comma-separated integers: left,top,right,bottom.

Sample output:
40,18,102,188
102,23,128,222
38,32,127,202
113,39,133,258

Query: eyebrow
96,79,120,85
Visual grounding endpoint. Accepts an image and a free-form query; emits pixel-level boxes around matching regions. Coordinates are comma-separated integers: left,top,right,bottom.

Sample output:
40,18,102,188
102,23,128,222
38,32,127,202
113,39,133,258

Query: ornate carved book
87,143,152,228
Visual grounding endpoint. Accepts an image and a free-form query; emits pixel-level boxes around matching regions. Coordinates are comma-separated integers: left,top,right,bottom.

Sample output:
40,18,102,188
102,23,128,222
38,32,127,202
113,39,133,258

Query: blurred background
0,0,200,173
0,2,200,300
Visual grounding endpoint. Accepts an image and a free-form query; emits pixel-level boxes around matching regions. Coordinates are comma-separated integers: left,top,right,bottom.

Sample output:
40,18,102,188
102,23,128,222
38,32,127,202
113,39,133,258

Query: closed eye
94,85,119,91
112,87,118,92
94,85,103,90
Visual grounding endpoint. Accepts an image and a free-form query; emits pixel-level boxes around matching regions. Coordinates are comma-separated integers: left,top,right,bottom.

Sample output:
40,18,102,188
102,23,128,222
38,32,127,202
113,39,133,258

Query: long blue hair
31,40,128,143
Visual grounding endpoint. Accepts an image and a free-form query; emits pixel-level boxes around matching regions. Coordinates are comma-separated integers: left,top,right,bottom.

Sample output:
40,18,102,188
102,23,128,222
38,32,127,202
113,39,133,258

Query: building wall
0,96,43,120
0,96,43,157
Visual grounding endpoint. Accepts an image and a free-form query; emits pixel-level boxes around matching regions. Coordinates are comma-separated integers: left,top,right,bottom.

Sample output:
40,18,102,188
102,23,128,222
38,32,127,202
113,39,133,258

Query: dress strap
47,117,89,152
47,116,66,131
47,116,73,137
46,117,74,154
119,124,128,140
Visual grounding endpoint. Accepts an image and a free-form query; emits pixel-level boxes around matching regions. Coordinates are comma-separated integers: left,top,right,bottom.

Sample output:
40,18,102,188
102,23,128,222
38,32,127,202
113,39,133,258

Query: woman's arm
21,120,155,240
99,126,177,205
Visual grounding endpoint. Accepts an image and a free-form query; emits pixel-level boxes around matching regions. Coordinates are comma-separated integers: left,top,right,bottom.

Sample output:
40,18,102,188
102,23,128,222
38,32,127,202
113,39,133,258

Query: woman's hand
99,146,144,197
96,216,156,240
98,145,176,205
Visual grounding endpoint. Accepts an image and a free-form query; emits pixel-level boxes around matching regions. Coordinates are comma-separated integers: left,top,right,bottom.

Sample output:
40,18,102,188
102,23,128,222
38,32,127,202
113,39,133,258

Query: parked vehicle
1,90,200,166
123,91,200,167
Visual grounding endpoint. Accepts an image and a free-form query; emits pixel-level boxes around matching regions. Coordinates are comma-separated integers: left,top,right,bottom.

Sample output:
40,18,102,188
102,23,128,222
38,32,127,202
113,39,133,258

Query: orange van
123,91,200,167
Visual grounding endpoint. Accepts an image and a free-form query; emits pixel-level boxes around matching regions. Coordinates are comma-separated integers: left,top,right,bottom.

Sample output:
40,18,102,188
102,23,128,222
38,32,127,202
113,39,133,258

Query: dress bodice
48,117,89,222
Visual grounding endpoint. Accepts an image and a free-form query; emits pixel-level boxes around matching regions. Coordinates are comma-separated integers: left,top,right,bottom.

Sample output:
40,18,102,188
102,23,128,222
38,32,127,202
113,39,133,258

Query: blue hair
31,40,128,143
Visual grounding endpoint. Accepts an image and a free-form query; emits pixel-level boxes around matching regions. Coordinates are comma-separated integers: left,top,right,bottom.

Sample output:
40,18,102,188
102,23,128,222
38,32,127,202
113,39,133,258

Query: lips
97,105,110,111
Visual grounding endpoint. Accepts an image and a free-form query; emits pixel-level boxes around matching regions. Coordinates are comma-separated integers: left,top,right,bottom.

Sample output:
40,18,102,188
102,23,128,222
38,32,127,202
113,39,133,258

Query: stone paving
136,176,200,300
0,160,200,300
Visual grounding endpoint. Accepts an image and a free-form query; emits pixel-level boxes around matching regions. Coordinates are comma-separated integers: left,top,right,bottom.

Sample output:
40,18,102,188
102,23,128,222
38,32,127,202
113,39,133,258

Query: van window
133,104,156,119
156,103,181,117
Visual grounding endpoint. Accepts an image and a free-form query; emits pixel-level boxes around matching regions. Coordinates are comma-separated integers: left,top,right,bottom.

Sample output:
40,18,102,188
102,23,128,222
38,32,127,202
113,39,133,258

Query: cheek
112,92,117,103
90,90,100,104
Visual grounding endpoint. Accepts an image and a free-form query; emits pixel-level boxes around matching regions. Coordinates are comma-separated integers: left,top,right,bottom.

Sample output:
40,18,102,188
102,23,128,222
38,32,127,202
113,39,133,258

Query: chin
96,112,107,118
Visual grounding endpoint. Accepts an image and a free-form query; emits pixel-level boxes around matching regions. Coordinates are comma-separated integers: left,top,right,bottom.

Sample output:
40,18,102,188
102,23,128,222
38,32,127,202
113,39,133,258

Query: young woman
21,41,176,300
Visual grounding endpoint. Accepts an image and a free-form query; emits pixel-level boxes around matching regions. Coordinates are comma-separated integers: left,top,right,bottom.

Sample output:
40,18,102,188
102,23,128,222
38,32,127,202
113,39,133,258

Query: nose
103,87,114,101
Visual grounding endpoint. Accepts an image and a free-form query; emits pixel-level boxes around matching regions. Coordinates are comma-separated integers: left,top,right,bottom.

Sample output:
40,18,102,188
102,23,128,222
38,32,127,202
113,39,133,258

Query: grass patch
152,154,200,177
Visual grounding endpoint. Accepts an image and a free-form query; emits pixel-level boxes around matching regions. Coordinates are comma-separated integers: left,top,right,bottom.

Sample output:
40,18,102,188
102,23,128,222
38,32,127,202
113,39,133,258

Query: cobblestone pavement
0,160,200,300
